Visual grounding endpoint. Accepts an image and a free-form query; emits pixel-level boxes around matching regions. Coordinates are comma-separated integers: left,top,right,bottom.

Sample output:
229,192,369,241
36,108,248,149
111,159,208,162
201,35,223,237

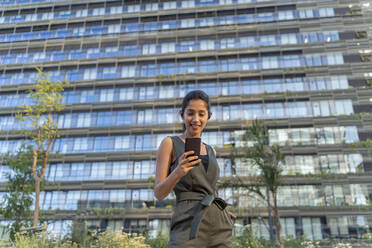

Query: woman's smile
181,99,211,137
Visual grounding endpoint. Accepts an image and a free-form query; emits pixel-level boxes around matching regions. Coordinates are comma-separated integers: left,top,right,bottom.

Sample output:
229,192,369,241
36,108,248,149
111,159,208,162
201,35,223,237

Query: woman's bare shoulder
157,137,174,156
160,136,172,147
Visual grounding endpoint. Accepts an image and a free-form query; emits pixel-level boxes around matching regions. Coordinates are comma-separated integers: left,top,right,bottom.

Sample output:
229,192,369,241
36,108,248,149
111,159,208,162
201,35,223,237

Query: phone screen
185,137,201,157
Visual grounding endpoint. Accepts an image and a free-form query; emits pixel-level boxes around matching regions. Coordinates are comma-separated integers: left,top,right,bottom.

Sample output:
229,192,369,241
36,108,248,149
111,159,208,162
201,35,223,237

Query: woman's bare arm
154,137,200,200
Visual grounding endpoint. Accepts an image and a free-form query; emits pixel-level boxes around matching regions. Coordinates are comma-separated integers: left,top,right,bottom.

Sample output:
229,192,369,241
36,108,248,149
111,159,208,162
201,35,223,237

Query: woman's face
181,99,211,137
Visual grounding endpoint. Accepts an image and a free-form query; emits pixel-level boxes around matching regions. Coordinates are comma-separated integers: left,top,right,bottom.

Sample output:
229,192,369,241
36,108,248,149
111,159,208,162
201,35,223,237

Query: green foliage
70,220,90,247
233,230,268,248
16,67,68,146
223,120,285,244
14,67,68,227
4,227,372,248
242,120,284,196
145,234,169,248
0,144,36,240
10,232,79,248
89,228,150,248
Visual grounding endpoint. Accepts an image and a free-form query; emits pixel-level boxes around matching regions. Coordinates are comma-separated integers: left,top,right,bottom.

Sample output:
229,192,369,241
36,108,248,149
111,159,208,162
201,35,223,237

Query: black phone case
185,137,201,157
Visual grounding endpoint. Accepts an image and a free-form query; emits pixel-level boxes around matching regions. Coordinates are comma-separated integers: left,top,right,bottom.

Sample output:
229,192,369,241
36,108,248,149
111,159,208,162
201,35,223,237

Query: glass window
327,53,344,65
320,101,331,116
76,113,91,128
180,18,195,28
329,217,349,237
121,66,136,77
128,4,140,13
288,102,309,118
240,36,256,47
179,40,195,52
108,24,120,34
281,55,301,67
299,9,314,19
73,138,88,151
143,44,157,54
178,61,195,73
241,57,258,70
244,104,263,120
117,110,135,125
269,129,288,145
242,80,260,94
302,217,322,240
350,184,369,205
323,31,339,42
340,126,358,143
278,10,294,20
281,218,296,239
161,42,176,53
199,60,216,72
181,0,195,8
133,161,142,179
319,8,334,17
145,3,158,11
265,103,285,119
159,62,176,75
163,2,177,9
158,108,175,124
199,82,218,96
257,12,274,22
262,57,279,69
260,35,277,46
114,136,130,150
119,87,135,100
330,75,348,89
220,38,235,49
123,45,139,56
200,40,215,50
312,102,321,116
159,85,175,98
99,89,114,102
96,112,112,127
110,6,122,14
348,154,363,173
280,33,297,45
335,100,353,115
83,68,97,80
199,17,214,27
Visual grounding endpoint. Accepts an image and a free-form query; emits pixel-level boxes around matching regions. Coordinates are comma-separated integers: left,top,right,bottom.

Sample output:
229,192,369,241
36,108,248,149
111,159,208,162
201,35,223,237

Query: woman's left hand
228,211,237,219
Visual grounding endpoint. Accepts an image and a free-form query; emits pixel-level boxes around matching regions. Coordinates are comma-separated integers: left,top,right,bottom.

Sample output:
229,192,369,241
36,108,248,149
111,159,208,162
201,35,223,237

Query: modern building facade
0,0,372,240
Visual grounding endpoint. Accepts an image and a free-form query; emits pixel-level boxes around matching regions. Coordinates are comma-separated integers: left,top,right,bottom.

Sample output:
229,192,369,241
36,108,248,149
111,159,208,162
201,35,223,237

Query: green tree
0,144,35,239
226,120,285,246
16,68,67,227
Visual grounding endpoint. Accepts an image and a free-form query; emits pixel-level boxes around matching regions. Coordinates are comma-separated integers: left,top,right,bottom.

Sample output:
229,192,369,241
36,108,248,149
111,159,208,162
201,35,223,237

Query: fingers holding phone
176,151,201,177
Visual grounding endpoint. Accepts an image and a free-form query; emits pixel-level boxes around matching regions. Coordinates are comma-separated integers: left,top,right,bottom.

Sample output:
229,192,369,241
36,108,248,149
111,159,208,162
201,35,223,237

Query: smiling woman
154,90,233,248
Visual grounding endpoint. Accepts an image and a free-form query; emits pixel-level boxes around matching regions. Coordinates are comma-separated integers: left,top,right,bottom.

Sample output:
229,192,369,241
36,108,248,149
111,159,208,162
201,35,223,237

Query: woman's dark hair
180,90,211,128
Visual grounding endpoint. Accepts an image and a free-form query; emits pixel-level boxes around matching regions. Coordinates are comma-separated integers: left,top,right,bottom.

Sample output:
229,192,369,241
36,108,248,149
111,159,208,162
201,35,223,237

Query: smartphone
185,137,201,157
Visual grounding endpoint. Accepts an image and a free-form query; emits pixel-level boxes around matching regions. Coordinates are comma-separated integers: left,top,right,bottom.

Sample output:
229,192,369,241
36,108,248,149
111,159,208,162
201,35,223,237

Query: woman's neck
181,132,201,139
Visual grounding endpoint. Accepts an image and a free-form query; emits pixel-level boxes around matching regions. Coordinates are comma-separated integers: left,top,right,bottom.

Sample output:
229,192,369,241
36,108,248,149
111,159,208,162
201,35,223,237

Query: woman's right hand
175,151,201,177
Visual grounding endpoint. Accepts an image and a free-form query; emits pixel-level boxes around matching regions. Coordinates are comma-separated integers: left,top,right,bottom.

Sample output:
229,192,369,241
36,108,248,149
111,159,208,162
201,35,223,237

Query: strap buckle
214,197,227,210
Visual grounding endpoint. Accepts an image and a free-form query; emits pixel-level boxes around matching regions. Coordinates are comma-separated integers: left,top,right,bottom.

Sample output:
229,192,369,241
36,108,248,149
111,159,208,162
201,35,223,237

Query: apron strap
189,194,227,240
177,192,227,240
168,136,185,176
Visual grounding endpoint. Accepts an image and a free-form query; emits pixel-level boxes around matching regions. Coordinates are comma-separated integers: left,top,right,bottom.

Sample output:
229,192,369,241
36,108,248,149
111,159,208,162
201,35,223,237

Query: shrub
90,228,150,248
145,234,169,248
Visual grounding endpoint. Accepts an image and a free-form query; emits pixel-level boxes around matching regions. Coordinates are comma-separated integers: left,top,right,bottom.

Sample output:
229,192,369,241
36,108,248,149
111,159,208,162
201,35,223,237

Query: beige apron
167,136,233,248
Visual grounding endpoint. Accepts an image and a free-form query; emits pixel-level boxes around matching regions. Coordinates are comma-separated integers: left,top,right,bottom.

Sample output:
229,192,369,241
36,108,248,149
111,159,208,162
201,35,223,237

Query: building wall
0,0,372,240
